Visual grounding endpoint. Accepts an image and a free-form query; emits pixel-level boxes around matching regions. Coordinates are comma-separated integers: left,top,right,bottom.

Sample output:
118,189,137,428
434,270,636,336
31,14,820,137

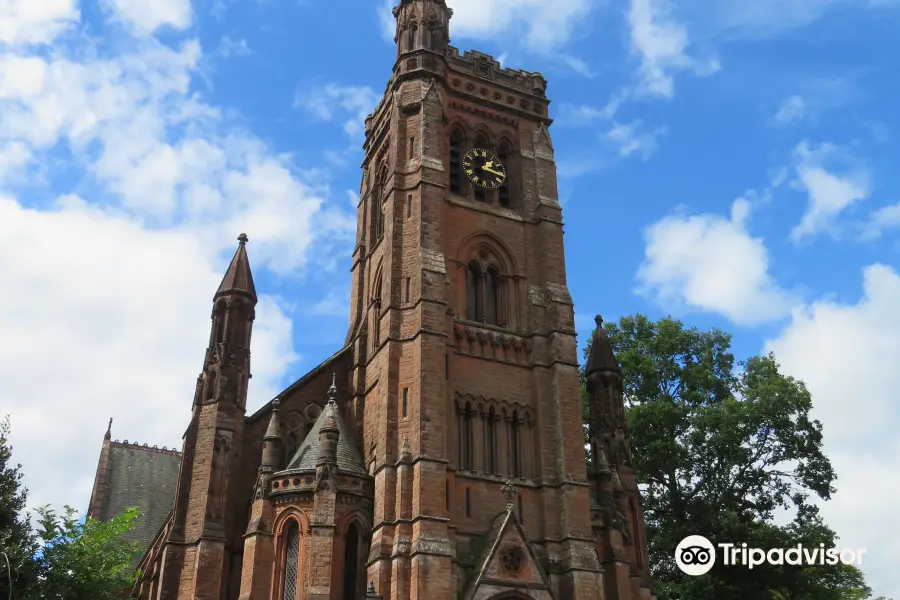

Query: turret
316,375,341,467
261,399,283,470
392,0,452,57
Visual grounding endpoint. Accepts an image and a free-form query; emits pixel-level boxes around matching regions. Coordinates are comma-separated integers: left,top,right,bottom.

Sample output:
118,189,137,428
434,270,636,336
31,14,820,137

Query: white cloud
0,0,79,46
100,0,192,36
862,203,900,239
294,83,379,141
627,0,720,98
681,0,897,39
217,36,250,58
377,0,596,50
605,119,667,160
0,9,355,520
0,196,300,511
790,142,871,242
765,264,900,595
774,94,806,124
637,198,795,324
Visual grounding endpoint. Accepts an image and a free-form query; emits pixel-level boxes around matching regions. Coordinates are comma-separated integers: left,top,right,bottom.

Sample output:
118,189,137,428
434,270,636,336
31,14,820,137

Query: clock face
462,148,507,189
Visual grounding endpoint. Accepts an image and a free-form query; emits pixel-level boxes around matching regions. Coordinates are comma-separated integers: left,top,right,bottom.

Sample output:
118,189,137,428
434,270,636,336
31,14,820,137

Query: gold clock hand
481,167,504,176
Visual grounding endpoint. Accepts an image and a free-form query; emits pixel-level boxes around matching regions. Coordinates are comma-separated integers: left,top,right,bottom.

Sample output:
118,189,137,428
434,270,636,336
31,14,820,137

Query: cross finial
501,478,519,511
105,418,113,439
327,373,338,405
368,581,376,593
237,233,249,245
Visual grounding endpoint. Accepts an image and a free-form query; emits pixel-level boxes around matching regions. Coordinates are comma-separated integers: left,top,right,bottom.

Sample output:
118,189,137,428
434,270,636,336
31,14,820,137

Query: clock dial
462,148,507,189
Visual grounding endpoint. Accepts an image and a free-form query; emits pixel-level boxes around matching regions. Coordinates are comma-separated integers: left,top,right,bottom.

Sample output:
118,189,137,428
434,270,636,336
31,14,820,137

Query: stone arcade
87,2,656,599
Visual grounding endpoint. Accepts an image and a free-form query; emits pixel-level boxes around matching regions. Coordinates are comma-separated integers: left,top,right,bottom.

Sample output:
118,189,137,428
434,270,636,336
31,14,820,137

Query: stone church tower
90,2,655,599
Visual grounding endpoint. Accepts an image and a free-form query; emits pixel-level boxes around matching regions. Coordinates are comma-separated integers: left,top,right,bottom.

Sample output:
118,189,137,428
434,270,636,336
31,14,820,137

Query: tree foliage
580,315,877,600
0,416,142,600
30,505,142,600
0,416,39,599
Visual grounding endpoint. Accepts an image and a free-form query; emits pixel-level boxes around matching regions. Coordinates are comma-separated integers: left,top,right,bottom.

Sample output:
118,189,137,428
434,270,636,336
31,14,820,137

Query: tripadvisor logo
675,535,866,577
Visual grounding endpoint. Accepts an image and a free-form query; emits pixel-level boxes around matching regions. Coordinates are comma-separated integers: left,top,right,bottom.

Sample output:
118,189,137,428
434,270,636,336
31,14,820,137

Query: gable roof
463,504,557,600
279,399,368,477
90,441,181,556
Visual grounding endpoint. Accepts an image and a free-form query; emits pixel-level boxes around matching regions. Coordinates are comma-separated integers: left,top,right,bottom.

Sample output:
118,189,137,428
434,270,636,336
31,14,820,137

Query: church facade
88,2,656,599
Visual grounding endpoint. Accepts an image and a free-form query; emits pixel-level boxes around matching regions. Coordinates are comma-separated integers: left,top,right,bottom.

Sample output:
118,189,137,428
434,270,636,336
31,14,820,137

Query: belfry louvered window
282,521,300,600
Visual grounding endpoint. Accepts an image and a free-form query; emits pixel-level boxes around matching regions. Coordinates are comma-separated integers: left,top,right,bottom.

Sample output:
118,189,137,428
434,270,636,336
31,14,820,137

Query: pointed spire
264,399,281,440
586,315,621,375
105,418,113,440
215,233,257,303
261,399,283,470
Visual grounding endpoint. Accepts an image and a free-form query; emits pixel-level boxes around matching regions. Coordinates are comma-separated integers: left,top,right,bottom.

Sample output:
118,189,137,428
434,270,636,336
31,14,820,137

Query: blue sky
0,0,898,595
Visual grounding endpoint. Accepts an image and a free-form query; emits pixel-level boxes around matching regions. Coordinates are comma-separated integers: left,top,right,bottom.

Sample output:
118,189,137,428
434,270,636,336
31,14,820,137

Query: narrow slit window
402,388,408,418
409,137,415,160
465,488,471,517
407,194,412,218
405,277,411,302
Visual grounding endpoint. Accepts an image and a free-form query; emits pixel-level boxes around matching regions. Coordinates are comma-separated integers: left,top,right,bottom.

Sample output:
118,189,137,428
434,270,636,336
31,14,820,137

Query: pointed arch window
465,262,479,321
485,407,497,474
284,431,298,463
459,402,474,470
449,129,464,194
497,141,513,208
281,520,300,600
510,411,521,477
407,23,418,52
484,267,500,325
373,274,382,347
343,522,363,600
464,262,503,326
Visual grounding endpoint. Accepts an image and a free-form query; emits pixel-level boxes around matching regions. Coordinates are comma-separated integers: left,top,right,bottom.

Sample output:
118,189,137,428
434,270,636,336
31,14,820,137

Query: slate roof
96,443,181,554
281,400,368,476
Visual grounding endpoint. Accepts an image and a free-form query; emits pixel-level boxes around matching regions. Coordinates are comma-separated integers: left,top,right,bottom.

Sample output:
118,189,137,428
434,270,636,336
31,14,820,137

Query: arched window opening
343,523,362,600
631,501,643,564
473,134,490,203
449,129,464,194
498,142,512,208
423,26,432,49
460,402,474,470
486,407,497,474
214,305,226,343
284,431,298,463
373,276,382,347
206,370,217,402
407,23,418,52
510,411,521,477
484,267,500,325
465,262,480,321
281,521,300,600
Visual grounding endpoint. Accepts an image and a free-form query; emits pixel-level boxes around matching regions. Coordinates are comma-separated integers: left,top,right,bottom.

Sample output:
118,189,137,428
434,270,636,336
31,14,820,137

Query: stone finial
238,233,249,244
105,418,113,440
272,398,280,411
327,373,338,406
595,314,603,327
501,479,519,511
611,469,623,491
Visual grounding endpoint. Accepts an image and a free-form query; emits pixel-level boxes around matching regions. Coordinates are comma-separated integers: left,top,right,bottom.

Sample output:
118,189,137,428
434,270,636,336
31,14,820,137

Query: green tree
0,416,39,599
580,315,876,600
30,505,143,600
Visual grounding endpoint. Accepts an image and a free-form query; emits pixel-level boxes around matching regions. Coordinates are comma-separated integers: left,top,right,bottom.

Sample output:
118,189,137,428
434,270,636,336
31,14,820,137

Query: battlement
445,46,547,97
110,439,182,456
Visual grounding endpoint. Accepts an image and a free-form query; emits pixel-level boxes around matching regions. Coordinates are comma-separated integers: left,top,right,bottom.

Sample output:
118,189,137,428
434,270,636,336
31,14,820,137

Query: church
86,1,657,599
